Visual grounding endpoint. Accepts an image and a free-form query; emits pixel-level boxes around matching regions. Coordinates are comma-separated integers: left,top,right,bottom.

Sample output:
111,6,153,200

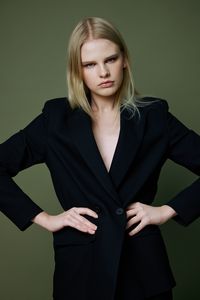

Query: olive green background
0,0,200,299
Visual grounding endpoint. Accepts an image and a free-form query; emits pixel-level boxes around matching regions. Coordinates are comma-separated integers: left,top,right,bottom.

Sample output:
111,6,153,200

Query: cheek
82,72,96,88
115,65,125,81
112,61,124,74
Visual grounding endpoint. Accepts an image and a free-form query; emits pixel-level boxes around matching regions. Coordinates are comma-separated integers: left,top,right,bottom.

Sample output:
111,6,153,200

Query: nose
99,64,110,78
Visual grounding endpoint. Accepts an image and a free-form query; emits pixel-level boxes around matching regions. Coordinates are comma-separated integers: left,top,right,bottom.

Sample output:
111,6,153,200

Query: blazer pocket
53,214,98,247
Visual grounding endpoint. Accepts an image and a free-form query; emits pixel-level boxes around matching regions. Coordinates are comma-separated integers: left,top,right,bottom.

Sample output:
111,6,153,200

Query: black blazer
0,97,200,300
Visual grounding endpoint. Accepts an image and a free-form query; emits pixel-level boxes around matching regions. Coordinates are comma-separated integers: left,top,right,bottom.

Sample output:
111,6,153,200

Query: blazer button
115,208,124,215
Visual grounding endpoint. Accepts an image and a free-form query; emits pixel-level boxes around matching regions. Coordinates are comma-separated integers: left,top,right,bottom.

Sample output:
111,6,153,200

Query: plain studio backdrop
0,1,200,299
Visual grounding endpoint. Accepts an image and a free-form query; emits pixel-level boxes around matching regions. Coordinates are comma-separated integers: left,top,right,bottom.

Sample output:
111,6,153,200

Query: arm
126,99,200,235
0,100,98,233
164,102,200,226
0,103,48,230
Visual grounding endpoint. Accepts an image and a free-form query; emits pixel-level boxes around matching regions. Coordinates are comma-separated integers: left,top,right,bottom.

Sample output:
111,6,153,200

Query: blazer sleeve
162,100,200,226
0,101,49,231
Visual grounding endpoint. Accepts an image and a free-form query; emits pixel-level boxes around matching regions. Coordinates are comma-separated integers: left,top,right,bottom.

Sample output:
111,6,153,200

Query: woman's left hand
125,202,177,236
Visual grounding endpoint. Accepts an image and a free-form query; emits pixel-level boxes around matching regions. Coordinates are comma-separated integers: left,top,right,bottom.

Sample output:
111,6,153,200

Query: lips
99,81,114,86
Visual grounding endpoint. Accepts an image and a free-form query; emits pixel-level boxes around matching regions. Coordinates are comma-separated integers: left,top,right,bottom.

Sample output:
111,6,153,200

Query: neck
90,96,117,114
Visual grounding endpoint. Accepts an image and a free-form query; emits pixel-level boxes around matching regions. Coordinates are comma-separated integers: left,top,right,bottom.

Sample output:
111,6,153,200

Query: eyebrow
81,53,119,65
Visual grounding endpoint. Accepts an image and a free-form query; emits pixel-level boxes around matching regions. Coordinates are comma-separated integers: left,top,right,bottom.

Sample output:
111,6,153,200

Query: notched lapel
109,108,146,187
67,106,146,204
67,108,120,204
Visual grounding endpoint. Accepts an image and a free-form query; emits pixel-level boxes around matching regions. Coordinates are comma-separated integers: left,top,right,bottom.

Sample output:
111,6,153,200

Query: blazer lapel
109,107,145,187
67,108,119,204
67,106,145,205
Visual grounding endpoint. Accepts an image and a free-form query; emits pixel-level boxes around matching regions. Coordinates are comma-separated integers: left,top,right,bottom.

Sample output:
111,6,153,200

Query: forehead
81,38,120,60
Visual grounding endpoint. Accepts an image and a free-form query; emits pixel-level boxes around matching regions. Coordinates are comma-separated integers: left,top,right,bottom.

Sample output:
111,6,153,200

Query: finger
72,207,98,229
74,207,98,218
73,214,97,231
69,208,98,231
126,208,139,218
66,216,96,234
128,221,146,236
64,215,89,232
126,215,141,229
126,202,141,210
126,204,135,210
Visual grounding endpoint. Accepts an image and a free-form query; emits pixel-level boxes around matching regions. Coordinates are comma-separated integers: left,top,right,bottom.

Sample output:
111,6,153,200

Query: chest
91,113,120,173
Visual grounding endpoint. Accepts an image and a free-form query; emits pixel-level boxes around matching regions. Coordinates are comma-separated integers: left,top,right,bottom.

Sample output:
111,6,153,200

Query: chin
96,88,119,97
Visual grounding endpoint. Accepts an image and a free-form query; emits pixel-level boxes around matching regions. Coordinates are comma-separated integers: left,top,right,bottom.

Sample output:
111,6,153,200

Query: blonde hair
66,17,157,120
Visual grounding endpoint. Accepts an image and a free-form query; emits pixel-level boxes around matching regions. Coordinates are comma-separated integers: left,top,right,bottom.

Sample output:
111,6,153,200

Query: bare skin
32,208,98,234
32,38,177,235
91,107,120,173
126,202,177,235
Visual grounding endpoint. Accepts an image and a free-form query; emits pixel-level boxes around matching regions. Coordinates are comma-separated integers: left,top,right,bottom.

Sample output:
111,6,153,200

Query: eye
106,57,117,63
83,63,95,68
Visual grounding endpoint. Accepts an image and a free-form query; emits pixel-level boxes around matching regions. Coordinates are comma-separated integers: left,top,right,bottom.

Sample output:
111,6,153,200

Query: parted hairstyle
66,16,157,120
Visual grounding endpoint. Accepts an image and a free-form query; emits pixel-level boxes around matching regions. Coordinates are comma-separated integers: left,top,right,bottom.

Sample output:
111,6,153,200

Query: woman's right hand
32,207,98,234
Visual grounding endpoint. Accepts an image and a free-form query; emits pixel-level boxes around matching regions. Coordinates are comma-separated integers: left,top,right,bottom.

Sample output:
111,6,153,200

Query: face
81,38,127,103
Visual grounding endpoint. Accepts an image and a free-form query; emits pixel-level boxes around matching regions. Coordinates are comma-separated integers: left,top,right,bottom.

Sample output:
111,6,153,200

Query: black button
115,208,124,215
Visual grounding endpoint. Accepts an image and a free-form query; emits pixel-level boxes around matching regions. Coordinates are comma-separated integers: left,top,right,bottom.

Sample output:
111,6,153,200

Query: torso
91,110,120,173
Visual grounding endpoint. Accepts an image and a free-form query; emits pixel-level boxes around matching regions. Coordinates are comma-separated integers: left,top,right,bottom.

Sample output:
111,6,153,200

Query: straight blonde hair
66,17,158,120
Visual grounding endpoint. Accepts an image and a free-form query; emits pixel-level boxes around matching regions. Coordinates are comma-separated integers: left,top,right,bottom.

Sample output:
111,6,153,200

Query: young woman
1,16,200,300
